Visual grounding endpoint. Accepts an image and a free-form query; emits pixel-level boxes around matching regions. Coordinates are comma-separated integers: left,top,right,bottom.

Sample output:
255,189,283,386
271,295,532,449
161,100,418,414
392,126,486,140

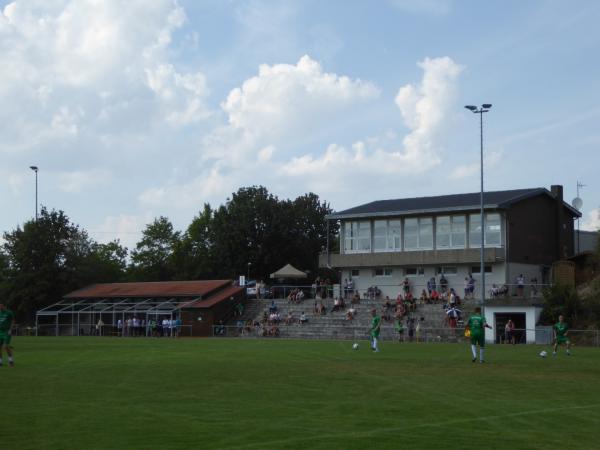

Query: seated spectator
395,303,406,318
490,284,500,298
396,293,404,304
297,289,305,302
346,307,356,321
419,290,429,305
332,297,344,312
269,301,278,313
268,326,280,337
215,320,225,336
285,312,294,325
430,289,440,303
351,293,361,304
262,311,269,324
317,301,326,315
299,312,308,324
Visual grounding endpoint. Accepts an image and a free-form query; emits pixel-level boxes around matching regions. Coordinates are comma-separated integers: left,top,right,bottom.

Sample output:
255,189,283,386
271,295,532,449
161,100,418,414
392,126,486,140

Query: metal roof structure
36,280,242,337
64,280,231,298
327,187,581,220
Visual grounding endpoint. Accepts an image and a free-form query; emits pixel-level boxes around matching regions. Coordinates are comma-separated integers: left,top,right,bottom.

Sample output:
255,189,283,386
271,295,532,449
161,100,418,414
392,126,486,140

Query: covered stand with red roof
36,280,245,337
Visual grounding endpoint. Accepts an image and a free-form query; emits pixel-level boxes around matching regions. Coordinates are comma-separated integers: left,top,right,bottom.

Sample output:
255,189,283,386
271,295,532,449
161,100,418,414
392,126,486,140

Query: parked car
245,280,271,299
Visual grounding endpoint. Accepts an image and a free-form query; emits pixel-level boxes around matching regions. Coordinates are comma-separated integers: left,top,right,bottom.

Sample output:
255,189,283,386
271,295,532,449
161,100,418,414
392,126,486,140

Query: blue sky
1,0,599,249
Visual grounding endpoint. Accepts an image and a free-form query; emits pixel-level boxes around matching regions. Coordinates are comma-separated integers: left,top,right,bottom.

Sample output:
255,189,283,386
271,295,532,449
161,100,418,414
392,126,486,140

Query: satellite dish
572,197,583,210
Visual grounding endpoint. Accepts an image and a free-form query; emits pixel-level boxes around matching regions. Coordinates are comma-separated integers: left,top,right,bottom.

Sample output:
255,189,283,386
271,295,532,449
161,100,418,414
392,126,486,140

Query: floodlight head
465,105,477,111
482,103,492,109
30,165,38,172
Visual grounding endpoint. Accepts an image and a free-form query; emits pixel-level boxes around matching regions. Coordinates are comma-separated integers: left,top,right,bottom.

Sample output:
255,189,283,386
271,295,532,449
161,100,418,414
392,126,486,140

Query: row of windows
352,266,493,278
343,213,501,253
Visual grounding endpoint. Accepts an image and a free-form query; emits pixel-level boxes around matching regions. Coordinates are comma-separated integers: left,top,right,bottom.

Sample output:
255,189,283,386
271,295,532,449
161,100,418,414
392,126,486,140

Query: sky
1,0,599,250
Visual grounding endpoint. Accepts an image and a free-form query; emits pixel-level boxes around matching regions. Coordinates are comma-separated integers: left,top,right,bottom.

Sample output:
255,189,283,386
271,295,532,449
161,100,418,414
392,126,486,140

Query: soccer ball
352,343,359,350
539,350,548,358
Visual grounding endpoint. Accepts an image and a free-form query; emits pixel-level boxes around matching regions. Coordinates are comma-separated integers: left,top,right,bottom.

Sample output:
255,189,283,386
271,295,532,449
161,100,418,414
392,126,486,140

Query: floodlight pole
465,104,492,306
30,165,39,220
576,181,585,253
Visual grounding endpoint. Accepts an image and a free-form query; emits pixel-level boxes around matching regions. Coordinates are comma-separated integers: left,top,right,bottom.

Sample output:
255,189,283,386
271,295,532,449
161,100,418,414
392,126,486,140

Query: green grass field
4,337,600,450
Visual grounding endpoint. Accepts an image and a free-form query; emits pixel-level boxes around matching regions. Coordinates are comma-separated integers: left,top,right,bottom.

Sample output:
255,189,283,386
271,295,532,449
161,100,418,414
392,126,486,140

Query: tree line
0,186,338,321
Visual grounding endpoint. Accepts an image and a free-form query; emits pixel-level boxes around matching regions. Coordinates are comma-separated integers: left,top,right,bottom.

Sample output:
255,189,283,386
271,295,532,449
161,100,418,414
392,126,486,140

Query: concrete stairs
229,297,479,341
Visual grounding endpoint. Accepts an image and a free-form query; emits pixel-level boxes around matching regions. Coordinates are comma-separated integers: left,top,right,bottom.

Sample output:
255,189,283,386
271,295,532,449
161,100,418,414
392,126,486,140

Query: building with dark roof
320,185,580,300
37,280,245,337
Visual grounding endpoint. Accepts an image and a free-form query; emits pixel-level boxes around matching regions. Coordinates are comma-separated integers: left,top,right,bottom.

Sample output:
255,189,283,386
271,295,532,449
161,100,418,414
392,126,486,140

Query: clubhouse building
320,185,580,300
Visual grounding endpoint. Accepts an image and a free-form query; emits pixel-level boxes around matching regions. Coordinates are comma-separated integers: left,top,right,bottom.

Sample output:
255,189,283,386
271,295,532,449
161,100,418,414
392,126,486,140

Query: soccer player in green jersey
0,303,16,367
465,307,492,363
553,315,571,356
370,308,381,352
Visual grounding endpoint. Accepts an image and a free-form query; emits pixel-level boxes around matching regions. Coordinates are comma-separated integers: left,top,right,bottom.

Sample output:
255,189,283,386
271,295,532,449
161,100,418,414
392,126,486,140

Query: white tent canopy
270,264,307,279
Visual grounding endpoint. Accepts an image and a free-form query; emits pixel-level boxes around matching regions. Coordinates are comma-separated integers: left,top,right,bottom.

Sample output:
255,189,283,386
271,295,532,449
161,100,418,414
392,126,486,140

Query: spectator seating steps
227,297,479,341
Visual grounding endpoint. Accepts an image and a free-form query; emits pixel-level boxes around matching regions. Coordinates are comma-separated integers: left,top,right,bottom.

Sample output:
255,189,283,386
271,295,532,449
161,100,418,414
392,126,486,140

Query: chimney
550,185,565,259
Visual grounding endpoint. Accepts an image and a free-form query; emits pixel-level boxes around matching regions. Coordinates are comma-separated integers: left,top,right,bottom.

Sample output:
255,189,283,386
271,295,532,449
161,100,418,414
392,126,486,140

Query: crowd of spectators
115,317,181,337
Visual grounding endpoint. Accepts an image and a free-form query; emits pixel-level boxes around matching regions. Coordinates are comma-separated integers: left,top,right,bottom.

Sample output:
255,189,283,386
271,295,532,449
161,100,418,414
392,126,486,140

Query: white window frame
469,213,503,248
372,219,402,253
404,217,433,251
344,221,372,254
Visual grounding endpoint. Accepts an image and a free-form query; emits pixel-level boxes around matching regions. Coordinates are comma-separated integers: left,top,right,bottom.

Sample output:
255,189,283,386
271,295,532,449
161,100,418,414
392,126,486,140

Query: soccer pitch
5,338,600,450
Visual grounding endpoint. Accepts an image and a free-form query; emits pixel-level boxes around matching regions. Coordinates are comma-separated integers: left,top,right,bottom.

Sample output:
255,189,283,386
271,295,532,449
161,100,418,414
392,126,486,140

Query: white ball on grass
539,350,547,358
352,343,359,350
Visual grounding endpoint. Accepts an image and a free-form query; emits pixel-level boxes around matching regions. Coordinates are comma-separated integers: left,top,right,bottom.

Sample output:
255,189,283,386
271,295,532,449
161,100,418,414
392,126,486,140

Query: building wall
483,305,543,344
506,194,576,266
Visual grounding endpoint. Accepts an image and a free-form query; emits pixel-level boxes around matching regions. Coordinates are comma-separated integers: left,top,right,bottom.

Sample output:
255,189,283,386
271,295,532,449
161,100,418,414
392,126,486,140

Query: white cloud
582,208,600,231
450,150,502,180
137,55,463,212
90,212,154,250
222,55,379,140
281,56,463,182
0,0,210,155
57,169,111,193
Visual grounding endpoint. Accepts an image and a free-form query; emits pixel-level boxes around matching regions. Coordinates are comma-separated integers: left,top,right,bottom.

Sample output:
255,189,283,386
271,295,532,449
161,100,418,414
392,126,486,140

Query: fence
32,324,194,338
213,324,600,347
255,283,551,302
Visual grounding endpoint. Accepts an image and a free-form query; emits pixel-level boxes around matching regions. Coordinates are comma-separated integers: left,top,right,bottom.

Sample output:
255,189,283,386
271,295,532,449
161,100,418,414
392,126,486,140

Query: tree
287,192,337,275
2,208,93,319
77,240,128,285
209,186,335,281
129,216,180,281
172,204,215,280
210,186,287,279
